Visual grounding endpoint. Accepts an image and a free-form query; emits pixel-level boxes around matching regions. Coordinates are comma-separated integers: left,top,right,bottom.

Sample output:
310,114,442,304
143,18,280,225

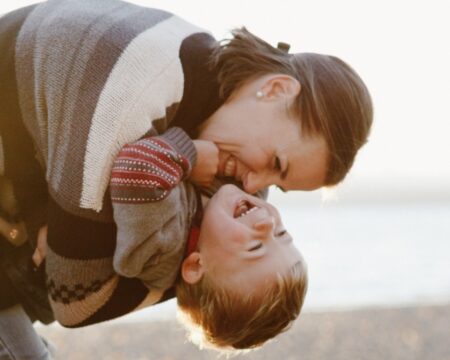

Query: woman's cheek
238,152,267,174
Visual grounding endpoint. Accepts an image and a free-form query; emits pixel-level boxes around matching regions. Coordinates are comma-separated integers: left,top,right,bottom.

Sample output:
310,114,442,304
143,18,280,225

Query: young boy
110,127,308,350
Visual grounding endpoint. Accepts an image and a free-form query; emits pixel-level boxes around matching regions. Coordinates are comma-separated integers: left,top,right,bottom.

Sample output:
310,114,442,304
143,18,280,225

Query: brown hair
209,27,373,185
175,260,307,351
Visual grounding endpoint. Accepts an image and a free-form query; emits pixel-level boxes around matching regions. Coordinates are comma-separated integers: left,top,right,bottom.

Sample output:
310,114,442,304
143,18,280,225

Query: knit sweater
0,0,223,326
110,127,198,291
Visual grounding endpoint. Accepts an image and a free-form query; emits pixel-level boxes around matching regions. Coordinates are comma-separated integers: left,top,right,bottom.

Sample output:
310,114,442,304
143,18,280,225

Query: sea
115,199,450,323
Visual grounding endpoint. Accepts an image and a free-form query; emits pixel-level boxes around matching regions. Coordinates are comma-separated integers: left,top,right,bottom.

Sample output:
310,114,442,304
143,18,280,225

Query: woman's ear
181,252,205,284
260,74,301,101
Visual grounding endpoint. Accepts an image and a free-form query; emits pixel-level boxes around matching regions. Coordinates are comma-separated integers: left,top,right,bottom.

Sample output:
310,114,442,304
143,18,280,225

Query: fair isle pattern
110,131,191,204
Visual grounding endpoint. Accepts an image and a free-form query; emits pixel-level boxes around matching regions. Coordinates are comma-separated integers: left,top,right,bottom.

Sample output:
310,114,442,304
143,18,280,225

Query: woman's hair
175,260,307,351
209,28,373,185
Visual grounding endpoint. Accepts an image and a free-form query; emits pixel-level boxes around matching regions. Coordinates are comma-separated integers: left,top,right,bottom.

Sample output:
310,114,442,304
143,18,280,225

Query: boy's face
182,184,303,292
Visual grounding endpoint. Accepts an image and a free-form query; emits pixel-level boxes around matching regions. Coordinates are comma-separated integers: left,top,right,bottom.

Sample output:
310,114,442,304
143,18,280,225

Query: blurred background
2,0,449,359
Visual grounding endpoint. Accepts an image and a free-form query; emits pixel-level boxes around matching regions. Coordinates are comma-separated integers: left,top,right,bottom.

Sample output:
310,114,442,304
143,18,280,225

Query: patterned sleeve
110,127,196,204
110,127,196,288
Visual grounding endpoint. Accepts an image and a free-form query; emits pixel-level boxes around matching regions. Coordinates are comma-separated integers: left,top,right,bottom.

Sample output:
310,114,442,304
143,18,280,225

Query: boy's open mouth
234,199,259,218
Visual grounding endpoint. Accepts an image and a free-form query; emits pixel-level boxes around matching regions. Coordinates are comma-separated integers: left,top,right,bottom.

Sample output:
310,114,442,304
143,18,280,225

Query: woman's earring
256,90,264,99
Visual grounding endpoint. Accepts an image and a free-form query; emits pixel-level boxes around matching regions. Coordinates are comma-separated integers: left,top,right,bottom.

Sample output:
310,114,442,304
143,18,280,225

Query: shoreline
37,303,450,360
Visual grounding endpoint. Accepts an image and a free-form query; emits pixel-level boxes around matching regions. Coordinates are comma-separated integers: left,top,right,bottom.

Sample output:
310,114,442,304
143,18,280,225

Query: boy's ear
181,252,204,284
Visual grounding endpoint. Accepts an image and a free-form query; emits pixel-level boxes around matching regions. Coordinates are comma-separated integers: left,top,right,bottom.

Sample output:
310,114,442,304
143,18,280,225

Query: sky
2,0,449,196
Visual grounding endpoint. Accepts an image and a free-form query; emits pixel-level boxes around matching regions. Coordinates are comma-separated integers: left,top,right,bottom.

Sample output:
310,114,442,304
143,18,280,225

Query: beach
37,303,450,360
29,203,450,359
31,202,450,360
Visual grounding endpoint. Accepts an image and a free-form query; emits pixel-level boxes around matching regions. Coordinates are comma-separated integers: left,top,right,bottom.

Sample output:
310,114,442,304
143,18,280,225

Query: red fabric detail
186,225,200,256
110,171,172,188
110,136,191,204
132,142,181,166
185,190,204,257
119,145,183,178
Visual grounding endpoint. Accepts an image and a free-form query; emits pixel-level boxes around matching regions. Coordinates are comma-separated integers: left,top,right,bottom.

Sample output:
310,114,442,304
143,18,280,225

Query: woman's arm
44,198,156,327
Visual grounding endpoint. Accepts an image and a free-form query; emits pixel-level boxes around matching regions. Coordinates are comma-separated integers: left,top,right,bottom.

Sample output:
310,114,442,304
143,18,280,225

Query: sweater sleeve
109,127,196,204
110,127,196,289
45,197,164,327
45,127,195,327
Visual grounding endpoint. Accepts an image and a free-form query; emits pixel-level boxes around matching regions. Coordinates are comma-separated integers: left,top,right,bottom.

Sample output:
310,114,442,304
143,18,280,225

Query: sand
37,303,450,360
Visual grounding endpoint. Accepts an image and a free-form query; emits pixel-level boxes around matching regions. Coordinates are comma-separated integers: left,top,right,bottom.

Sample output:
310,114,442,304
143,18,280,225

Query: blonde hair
209,27,373,186
175,260,307,351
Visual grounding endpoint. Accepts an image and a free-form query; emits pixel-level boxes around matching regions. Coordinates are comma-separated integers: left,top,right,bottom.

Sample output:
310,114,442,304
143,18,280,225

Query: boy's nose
244,171,274,194
253,216,275,235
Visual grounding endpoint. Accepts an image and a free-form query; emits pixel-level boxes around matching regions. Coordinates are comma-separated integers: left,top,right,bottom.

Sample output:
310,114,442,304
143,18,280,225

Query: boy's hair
175,260,308,351
209,27,373,186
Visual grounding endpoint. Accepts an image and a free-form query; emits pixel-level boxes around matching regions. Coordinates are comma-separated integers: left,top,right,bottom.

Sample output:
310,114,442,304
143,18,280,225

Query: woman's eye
249,242,263,251
274,156,282,172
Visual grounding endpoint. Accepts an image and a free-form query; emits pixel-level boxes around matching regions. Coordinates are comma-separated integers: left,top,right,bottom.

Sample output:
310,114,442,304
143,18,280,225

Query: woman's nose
244,171,273,194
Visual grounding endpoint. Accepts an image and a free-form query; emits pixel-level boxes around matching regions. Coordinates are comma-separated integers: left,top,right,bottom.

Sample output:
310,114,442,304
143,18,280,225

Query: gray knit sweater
110,128,198,291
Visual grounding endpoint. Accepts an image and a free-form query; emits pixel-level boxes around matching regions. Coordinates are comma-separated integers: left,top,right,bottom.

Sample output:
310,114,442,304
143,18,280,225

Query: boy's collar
185,189,204,257
186,224,201,256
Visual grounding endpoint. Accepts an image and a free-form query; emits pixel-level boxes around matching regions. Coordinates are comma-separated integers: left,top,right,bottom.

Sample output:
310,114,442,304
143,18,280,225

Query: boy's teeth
239,206,258,218
224,157,236,177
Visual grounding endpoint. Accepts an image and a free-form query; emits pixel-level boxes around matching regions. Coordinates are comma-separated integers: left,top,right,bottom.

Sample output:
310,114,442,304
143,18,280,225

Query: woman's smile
223,155,236,177
219,153,248,182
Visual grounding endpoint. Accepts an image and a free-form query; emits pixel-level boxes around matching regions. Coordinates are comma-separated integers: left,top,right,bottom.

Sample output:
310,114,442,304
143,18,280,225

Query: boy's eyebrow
284,234,294,244
245,251,266,260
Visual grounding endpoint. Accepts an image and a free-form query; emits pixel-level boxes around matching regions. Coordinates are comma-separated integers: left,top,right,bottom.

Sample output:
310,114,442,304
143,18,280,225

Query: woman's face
198,74,328,193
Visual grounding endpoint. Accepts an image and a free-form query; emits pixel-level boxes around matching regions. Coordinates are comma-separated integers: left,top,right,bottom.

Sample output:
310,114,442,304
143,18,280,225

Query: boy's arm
110,128,198,288
110,127,196,205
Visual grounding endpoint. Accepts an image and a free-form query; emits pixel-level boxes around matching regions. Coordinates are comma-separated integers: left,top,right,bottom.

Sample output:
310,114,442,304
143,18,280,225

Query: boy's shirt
110,127,199,291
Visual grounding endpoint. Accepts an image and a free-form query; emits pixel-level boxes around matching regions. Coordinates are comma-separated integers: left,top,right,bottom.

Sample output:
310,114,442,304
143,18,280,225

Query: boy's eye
249,242,263,251
276,229,287,237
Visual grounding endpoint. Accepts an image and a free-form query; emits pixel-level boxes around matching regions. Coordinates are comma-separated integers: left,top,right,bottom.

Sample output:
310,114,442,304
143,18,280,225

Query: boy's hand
32,225,48,268
190,140,219,187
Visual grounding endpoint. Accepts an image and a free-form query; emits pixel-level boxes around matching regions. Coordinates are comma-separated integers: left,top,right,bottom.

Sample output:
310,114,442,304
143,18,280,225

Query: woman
0,0,372,358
